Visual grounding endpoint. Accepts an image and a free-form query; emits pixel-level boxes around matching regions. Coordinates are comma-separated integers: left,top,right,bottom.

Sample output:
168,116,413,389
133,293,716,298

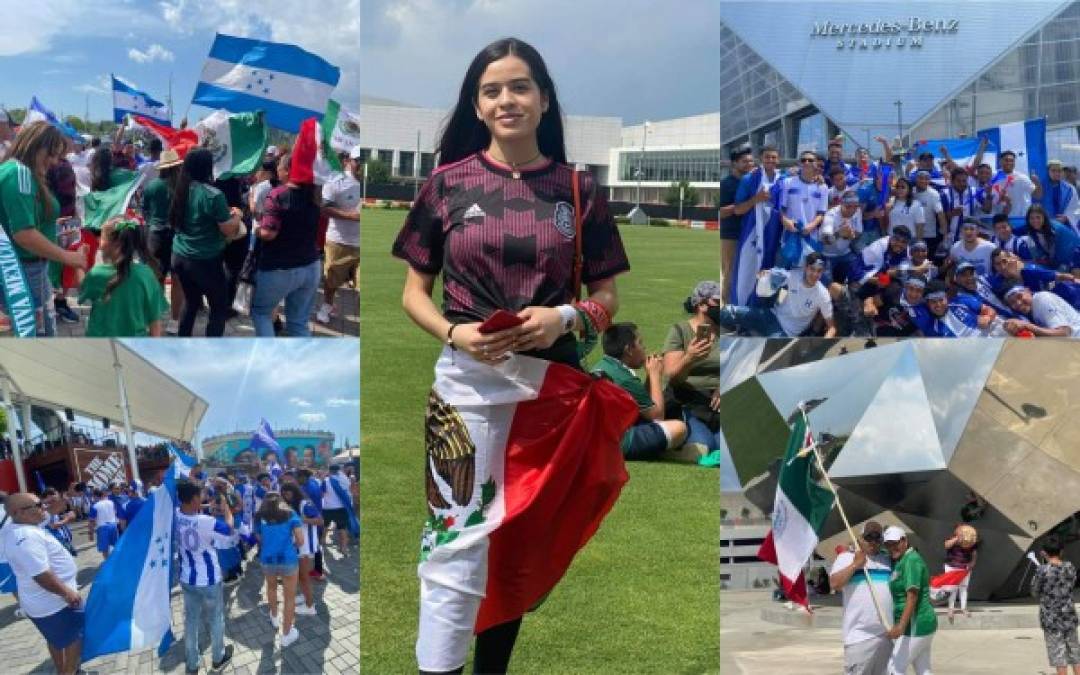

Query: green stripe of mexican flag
196,111,268,180
83,169,145,231
757,412,835,604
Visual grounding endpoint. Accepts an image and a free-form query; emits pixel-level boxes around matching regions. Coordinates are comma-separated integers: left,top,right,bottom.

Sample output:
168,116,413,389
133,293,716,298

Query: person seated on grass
593,323,687,461
1002,283,1080,338
664,282,723,460
78,216,168,337
713,252,836,337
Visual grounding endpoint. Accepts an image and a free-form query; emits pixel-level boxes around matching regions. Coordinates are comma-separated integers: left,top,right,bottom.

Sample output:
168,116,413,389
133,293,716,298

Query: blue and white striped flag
192,34,340,133
23,96,82,141
978,118,1048,192
912,138,998,173
81,455,184,661
111,76,170,125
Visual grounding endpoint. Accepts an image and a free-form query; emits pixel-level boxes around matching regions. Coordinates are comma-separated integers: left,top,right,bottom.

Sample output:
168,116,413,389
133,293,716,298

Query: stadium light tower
628,121,651,225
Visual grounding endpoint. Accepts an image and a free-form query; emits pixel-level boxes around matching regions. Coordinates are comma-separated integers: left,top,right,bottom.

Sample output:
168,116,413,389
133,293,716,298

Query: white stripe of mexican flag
195,110,268,180
758,412,835,607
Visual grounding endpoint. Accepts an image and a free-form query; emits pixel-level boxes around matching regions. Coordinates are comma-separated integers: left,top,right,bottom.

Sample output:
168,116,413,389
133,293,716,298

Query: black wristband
446,323,461,349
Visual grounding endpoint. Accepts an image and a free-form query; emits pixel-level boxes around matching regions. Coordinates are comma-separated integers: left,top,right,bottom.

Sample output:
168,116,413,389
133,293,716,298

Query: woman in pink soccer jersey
392,38,638,674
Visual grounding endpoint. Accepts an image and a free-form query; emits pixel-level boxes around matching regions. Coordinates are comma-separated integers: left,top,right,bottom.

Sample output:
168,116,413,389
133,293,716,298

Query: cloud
326,397,359,407
74,74,113,96
128,44,175,63
298,412,327,423
289,397,312,408
0,3,167,57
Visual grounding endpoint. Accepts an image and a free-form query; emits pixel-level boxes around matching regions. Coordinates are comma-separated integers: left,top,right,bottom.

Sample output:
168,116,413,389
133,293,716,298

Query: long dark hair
280,483,302,513
893,177,915,208
102,219,160,301
437,37,566,167
90,146,113,191
1026,203,1055,255
168,148,213,232
255,492,291,525
8,122,65,221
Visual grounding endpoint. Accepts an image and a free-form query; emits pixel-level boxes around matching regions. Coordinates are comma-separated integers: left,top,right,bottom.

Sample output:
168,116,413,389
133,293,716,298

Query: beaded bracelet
576,299,611,334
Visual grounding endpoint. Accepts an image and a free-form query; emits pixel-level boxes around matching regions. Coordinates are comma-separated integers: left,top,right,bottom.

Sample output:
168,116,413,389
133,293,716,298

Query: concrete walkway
0,526,359,674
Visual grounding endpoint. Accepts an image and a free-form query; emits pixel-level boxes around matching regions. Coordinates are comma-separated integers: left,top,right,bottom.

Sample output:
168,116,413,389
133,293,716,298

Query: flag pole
800,407,892,631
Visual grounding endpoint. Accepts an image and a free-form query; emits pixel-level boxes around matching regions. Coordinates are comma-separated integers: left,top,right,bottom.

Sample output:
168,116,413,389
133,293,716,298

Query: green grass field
360,210,720,673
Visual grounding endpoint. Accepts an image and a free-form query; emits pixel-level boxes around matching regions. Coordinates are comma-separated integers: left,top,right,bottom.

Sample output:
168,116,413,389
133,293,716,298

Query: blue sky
123,339,360,451
1,0,361,125
361,0,722,124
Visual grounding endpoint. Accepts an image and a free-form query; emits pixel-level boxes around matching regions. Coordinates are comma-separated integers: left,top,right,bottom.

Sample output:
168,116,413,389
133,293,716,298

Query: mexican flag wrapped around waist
418,346,638,636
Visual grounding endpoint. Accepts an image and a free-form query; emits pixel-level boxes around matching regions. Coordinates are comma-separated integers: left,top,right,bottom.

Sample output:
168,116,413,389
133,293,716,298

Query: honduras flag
23,97,82,142
81,452,186,661
193,34,340,133
111,76,170,125
731,169,783,305
912,138,998,173
978,118,1048,215
250,417,282,460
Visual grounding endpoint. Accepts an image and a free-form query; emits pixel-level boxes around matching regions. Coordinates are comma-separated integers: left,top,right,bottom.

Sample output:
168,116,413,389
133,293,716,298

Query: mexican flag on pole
194,110,268,179
757,411,835,610
319,99,362,172
82,169,145,230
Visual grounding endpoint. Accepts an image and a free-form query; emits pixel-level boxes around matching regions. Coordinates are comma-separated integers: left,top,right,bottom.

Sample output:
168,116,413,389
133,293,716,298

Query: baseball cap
883,525,907,543
910,240,928,251
841,190,860,206
954,261,976,276
862,520,884,541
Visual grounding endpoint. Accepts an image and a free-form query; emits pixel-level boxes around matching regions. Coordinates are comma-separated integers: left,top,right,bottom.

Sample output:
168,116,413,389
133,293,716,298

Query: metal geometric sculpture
721,338,1080,600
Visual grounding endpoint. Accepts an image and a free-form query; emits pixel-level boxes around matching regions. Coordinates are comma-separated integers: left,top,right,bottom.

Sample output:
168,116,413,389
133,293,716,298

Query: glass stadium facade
720,0,1080,164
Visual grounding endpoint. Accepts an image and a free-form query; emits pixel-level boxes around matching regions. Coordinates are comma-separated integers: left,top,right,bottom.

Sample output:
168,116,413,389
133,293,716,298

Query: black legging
171,253,230,336
419,617,523,675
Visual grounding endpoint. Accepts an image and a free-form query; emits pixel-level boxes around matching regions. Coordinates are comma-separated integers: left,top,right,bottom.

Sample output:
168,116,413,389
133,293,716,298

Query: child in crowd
79,216,168,337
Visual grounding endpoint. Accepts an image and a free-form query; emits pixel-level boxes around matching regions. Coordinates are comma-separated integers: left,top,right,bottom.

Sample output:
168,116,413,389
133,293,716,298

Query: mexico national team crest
554,201,575,239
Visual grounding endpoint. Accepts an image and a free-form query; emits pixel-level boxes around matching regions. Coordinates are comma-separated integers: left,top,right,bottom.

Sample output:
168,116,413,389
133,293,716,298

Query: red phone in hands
479,309,525,334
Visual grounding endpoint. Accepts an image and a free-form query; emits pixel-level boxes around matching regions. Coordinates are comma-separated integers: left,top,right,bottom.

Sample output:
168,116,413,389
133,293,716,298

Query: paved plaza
721,590,1061,674
0,527,359,674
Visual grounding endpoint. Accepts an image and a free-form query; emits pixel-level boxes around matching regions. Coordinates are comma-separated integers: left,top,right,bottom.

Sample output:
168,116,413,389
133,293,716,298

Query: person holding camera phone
662,281,723,460
392,37,636,675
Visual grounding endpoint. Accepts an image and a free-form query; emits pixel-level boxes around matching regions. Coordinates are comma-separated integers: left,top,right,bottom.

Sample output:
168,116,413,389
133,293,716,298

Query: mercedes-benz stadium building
720,0,1080,164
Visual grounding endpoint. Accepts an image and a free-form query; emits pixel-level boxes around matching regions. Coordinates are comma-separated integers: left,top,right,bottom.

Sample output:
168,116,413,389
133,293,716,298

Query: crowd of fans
717,140,1080,339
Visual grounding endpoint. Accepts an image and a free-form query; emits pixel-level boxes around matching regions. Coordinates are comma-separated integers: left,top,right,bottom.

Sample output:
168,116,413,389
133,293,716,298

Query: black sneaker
211,644,234,670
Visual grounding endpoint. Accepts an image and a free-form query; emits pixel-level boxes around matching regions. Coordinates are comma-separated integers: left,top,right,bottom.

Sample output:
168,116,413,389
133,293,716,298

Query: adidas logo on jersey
463,203,486,220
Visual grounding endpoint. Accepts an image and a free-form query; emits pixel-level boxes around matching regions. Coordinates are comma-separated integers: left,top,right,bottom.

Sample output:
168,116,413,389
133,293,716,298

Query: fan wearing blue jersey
254,492,305,648
87,490,118,559
41,489,76,558
175,480,235,673
297,495,322,616
951,261,1015,323
910,280,985,337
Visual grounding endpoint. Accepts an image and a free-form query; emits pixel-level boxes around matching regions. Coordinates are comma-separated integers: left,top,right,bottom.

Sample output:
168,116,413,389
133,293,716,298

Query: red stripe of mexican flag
475,363,639,633
757,413,835,610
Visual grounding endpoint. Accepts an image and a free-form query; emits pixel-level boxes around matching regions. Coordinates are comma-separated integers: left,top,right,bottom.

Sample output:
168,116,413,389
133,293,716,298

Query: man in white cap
883,525,937,675
317,146,362,324
830,520,894,675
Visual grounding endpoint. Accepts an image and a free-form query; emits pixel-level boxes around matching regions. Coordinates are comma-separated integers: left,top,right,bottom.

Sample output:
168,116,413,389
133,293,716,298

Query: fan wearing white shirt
820,191,863,284
1004,284,1080,337
318,148,363,324
780,151,829,242
2,493,83,675
912,170,947,253
991,150,1043,221
887,178,926,240
949,219,997,276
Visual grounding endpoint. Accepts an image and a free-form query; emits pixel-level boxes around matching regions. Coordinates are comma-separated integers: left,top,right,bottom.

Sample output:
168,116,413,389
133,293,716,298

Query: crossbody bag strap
572,168,583,300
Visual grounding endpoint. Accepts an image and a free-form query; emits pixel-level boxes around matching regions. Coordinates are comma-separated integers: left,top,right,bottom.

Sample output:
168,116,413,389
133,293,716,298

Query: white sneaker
280,626,300,647
13,607,25,619
295,604,317,616
166,319,179,335
315,303,333,324
269,612,280,628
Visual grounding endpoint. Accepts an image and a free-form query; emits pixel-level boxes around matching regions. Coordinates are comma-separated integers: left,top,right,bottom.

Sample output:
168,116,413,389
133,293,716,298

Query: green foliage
360,210,720,673
365,158,391,184
663,180,699,209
